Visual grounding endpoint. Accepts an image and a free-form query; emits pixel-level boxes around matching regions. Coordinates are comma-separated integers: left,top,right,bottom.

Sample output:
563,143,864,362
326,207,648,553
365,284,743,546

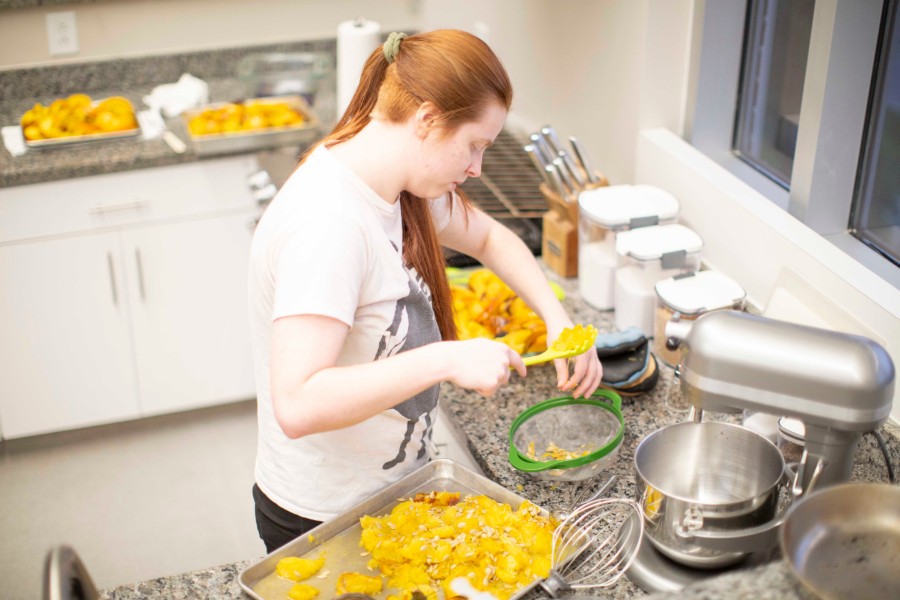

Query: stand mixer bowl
634,421,786,568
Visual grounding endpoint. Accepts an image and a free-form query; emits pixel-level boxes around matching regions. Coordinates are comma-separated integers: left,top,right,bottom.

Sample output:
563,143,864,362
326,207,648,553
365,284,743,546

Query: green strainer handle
508,389,623,472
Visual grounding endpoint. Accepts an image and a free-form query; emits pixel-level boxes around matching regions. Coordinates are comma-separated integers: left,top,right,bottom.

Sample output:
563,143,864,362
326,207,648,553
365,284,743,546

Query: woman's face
411,100,507,199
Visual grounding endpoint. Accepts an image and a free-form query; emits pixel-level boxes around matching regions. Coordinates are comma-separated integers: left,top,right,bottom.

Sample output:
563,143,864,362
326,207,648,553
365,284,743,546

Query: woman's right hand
444,338,527,396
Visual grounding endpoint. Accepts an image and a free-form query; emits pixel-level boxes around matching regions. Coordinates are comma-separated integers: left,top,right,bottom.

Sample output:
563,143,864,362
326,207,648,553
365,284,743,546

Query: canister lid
778,417,806,445
615,223,703,261
578,184,680,228
655,270,746,314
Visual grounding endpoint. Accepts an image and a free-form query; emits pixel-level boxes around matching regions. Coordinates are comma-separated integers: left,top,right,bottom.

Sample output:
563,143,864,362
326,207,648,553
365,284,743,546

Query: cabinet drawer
0,154,260,245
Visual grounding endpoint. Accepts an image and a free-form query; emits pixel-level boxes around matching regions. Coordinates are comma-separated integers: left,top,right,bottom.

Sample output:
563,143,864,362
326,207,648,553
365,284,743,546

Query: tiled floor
0,398,482,600
0,400,264,600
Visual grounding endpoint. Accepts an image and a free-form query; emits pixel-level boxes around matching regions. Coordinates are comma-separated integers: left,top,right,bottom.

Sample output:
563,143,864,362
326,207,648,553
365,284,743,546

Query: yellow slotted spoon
520,324,599,367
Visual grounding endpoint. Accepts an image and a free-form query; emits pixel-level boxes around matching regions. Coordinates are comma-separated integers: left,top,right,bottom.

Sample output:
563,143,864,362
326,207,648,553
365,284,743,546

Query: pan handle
43,545,99,600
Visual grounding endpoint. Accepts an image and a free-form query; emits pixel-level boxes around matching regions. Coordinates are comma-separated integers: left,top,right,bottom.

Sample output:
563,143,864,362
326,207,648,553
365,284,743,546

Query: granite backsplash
0,38,337,103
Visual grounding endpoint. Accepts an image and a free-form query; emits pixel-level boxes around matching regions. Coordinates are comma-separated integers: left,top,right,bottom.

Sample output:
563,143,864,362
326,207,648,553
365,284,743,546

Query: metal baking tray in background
183,95,321,156
239,459,546,600
24,127,140,149
23,97,141,149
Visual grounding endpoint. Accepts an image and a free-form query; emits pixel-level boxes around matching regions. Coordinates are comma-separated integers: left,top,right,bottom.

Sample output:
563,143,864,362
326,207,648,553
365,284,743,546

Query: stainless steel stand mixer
627,309,895,593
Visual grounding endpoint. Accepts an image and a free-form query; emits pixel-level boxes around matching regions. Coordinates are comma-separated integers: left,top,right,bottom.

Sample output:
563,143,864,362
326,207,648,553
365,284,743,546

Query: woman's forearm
273,337,524,438
475,223,571,330
273,342,451,438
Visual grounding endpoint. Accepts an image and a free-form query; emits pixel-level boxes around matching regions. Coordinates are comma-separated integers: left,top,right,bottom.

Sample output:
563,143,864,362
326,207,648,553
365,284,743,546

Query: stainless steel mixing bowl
634,421,786,568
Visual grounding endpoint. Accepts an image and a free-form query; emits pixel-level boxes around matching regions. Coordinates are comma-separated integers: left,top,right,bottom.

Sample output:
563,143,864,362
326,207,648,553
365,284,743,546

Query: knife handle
545,164,571,200
530,133,555,166
524,144,552,186
552,157,578,200
558,150,587,188
570,136,600,184
541,125,564,156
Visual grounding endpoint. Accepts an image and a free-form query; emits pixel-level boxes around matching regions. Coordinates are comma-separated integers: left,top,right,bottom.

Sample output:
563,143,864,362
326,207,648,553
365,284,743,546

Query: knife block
542,209,578,277
540,172,609,278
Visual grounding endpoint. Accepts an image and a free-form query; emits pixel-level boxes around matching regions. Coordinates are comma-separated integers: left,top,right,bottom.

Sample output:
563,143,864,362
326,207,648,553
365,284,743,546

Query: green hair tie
383,32,407,64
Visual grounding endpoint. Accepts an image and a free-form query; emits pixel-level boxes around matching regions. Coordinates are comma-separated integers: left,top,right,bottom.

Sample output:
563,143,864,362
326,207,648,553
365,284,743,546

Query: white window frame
687,0,900,289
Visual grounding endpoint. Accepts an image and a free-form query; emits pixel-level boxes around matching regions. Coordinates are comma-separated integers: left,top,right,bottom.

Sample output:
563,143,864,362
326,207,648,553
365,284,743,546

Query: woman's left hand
547,321,603,399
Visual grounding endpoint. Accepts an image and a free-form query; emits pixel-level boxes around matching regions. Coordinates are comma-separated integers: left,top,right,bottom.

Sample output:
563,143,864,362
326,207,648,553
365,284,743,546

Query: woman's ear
414,101,441,138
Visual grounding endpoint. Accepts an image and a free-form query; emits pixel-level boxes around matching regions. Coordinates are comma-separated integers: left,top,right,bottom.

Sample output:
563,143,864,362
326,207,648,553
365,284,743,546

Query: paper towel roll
337,18,381,119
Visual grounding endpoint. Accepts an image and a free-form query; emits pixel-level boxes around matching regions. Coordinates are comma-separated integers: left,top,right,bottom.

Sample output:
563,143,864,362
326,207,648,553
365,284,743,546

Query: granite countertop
2,78,245,188
99,270,900,600
0,41,338,189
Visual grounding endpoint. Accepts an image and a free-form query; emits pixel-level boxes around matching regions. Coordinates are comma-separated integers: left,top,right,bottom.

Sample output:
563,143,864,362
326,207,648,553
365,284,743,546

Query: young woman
248,29,602,552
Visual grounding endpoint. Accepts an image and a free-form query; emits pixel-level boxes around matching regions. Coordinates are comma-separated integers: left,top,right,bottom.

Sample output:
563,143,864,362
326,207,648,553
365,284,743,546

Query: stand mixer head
672,310,895,493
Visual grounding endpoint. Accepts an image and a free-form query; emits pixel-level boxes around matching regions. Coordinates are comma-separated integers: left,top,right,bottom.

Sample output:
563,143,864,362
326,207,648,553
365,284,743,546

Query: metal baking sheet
23,97,141,149
24,127,140,148
183,95,321,156
239,459,547,600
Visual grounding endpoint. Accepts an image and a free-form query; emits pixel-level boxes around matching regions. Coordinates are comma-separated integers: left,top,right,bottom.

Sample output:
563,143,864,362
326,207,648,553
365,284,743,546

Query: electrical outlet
46,11,79,56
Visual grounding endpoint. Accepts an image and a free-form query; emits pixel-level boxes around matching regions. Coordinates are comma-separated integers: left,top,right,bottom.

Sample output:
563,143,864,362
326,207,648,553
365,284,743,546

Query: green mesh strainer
508,390,624,481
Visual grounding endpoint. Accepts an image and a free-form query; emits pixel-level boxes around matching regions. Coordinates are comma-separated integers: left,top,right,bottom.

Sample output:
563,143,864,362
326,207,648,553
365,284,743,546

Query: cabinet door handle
135,248,146,302
107,252,118,306
89,199,147,214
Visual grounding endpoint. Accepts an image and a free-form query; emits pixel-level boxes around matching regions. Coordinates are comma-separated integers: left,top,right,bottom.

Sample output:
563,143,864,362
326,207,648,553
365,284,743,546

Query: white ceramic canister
577,185,679,310
653,270,746,366
614,223,703,335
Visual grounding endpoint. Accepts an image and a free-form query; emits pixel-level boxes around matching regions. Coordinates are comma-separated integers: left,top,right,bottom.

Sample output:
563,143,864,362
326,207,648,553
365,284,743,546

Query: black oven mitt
594,327,659,396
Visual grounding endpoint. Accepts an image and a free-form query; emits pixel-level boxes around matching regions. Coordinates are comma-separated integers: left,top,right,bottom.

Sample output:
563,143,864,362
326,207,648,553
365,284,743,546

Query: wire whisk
538,497,644,598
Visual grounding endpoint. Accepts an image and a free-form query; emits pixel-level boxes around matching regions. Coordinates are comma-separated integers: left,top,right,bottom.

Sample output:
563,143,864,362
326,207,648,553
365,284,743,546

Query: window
733,0,814,188
689,0,899,287
852,0,900,266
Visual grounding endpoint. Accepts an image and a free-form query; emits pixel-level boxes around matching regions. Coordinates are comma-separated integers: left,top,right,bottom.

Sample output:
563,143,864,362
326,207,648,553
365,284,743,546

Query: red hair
303,30,513,340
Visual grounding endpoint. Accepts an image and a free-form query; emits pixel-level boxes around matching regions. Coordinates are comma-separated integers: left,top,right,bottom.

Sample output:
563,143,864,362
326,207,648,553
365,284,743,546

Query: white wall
422,0,679,186
0,0,420,69
423,0,899,422
4,0,688,185
635,129,900,422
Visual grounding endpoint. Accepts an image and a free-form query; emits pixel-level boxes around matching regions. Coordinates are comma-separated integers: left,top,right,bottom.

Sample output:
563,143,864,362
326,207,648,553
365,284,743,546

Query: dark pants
252,484,322,553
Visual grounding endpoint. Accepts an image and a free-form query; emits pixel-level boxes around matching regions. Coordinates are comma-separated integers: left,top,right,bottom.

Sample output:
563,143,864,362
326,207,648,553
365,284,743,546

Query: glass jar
777,417,807,464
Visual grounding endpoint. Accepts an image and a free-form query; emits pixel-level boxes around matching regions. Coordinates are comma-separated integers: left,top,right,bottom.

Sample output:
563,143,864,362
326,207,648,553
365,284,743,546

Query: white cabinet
0,232,139,436
125,213,256,416
0,156,261,439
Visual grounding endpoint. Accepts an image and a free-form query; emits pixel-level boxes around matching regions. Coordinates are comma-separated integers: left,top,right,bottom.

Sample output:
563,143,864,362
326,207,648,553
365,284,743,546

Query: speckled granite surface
99,560,252,599
0,40,337,188
441,272,900,600
98,270,899,599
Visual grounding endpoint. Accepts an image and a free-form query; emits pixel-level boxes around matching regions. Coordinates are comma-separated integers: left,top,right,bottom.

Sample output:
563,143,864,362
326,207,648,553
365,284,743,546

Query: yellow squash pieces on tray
450,268,549,355
20,94,137,141
359,492,557,600
186,99,305,136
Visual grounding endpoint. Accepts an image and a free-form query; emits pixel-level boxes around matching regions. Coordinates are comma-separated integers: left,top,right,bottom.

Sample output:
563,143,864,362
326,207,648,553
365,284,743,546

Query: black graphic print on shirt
374,253,441,470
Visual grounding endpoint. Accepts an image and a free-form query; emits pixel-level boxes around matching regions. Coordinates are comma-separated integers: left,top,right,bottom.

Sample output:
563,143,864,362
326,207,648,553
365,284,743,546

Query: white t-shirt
248,144,455,521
